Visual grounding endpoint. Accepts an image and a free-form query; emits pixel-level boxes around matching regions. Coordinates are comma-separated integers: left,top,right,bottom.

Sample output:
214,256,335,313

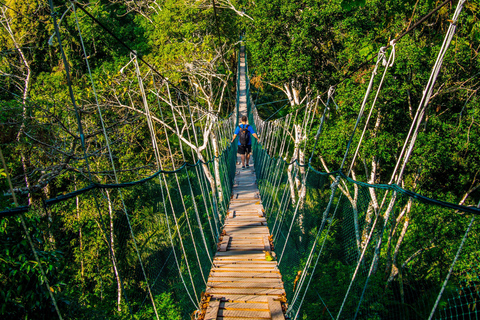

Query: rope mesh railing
1,130,237,319
1,116,237,318
242,10,480,315
250,105,479,319
0,7,238,315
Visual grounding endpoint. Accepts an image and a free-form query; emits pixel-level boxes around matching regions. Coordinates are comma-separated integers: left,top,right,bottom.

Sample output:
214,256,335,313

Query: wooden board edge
268,297,285,320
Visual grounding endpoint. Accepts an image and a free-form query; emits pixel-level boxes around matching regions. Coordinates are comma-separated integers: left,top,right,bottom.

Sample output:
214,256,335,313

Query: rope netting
252,136,479,319
1,111,237,319
2,104,237,319
0,2,238,318
250,102,479,320
242,1,480,318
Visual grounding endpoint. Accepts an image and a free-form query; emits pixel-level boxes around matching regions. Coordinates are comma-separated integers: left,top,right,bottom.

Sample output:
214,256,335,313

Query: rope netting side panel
251,108,479,320
0,0,239,315
243,1,479,317
1,134,237,319
0,50,237,318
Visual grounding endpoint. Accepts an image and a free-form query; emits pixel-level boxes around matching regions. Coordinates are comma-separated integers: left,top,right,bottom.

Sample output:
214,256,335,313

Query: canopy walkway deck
202,46,286,320
203,161,286,320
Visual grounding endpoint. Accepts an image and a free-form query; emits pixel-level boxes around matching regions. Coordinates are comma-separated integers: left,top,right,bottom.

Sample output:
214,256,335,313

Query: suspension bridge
202,46,286,320
1,0,479,319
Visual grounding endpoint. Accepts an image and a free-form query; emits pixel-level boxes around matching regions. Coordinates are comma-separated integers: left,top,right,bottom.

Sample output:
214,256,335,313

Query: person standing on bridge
231,116,259,169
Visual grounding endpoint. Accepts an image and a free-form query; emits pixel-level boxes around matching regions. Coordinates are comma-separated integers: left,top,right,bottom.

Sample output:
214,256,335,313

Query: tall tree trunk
43,184,55,247
3,9,33,205
361,112,381,250
211,131,223,202
106,190,122,312
75,178,84,287
385,199,412,283
287,163,297,205
362,158,380,250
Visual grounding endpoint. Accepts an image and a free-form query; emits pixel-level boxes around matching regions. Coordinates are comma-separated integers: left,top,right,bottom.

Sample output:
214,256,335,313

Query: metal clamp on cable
331,176,340,190
387,40,396,67
378,46,388,67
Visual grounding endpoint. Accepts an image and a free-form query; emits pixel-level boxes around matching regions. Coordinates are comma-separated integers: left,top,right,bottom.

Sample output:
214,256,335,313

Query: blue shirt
234,124,256,146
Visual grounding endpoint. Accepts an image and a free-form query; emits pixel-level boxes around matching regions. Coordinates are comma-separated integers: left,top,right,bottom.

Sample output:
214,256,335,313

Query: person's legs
238,145,246,167
245,145,252,166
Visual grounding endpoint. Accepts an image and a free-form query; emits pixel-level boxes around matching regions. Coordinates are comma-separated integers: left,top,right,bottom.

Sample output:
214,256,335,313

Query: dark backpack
239,125,250,146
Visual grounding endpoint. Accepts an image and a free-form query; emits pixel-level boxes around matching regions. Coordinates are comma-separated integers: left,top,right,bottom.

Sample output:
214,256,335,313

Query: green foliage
137,292,182,320
0,213,64,318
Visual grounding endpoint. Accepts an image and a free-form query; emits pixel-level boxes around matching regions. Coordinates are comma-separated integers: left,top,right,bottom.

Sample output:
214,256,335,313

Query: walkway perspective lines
202,46,286,320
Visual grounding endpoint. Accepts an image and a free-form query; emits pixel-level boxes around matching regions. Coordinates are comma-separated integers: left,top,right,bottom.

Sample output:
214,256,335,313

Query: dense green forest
0,0,479,319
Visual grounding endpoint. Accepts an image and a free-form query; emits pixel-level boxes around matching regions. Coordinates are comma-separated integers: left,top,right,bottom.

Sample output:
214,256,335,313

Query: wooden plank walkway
201,46,286,320
203,162,286,320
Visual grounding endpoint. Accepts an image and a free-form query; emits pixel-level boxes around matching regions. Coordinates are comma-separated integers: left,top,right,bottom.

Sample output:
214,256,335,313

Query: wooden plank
228,246,263,249
227,232,269,236
228,248,264,252
226,229,269,234
214,257,268,262
237,188,258,193
229,202,262,206
212,266,280,274
212,263,277,268
212,268,280,273
213,261,278,266
210,272,281,278
226,217,263,222
229,210,235,218
208,277,283,284
225,225,268,229
206,288,285,296
220,302,268,310
226,230,269,235
207,282,284,288
226,222,263,226
219,236,230,252
225,227,269,232
229,206,265,212
228,244,264,248
214,254,266,258
213,295,270,303
214,258,267,262
263,235,271,251
268,297,285,320
216,250,266,256
227,218,266,222
227,235,264,239
229,240,264,244
205,299,220,320
227,245,264,249
228,240,265,244
217,309,271,318
212,270,279,274
234,197,260,201
217,317,268,320
231,215,264,218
